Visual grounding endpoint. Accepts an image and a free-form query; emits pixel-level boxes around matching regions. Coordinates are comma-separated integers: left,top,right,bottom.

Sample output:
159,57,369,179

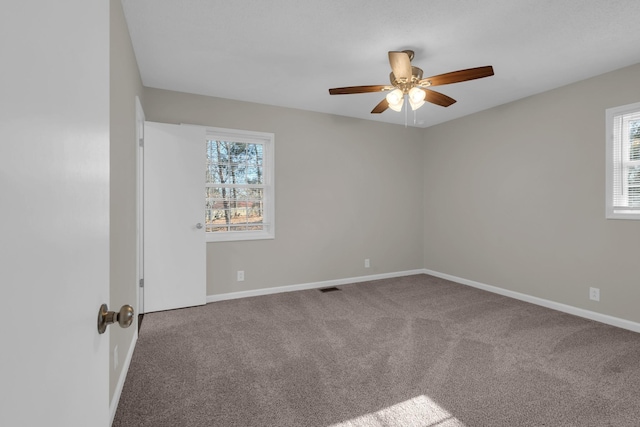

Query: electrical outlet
114,345,119,370
237,270,245,282
364,259,370,268
589,287,600,302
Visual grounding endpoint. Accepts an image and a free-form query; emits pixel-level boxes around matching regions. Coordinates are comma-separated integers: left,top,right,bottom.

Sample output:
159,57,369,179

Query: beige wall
110,0,144,405
423,63,640,322
143,88,425,295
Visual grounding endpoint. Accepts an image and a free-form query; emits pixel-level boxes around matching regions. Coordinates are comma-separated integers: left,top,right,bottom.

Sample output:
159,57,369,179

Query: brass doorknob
97,304,135,334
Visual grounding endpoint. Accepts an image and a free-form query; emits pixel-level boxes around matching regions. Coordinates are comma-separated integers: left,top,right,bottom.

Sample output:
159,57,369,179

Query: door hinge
139,278,144,288
138,137,144,147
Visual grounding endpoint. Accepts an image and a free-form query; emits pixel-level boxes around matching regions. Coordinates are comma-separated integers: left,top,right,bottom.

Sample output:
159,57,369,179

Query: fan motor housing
390,66,424,92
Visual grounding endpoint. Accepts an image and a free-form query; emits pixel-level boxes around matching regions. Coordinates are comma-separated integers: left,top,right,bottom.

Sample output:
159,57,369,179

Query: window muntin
205,128,274,240
606,102,640,219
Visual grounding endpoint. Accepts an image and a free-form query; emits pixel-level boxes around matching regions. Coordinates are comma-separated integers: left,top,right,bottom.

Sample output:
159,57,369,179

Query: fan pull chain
404,95,408,128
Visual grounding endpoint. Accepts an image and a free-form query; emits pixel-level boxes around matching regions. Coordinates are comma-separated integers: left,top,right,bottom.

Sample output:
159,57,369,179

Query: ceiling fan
328,50,494,114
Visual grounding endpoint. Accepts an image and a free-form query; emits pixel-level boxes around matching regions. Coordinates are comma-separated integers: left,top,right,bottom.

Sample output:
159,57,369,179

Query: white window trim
205,126,275,242
606,101,640,220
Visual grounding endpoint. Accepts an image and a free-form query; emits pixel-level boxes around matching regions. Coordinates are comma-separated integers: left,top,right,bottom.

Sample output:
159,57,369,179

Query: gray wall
423,63,640,323
110,0,144,405
143,88,425,296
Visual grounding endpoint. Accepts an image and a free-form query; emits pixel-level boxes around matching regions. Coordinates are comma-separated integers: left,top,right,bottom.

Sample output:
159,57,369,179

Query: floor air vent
319,287,341,293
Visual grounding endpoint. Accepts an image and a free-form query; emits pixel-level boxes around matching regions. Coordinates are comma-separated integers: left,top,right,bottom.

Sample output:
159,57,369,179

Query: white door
0,1,110,426
143,122,207,313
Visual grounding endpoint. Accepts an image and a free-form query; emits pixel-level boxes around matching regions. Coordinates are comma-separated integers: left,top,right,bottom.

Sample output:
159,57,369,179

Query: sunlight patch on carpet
329,395,465,427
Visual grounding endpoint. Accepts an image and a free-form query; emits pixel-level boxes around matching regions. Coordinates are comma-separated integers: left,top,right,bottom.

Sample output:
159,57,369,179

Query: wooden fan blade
424,89,456,107
388,51,412,81
371,98,389,114
419,66,494,87
329,85,389,95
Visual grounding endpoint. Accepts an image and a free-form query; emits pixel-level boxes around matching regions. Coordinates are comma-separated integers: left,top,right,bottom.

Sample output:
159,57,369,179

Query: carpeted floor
113,274,640,426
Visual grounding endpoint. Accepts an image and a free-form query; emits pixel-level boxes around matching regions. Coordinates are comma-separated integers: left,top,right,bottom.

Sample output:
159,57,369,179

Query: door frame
136,96,145,315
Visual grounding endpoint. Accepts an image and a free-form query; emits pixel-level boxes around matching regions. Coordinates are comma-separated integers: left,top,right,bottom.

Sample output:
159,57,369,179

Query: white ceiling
121,0,640,128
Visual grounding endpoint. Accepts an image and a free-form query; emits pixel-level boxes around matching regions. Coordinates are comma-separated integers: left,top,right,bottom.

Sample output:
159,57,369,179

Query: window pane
631,120,640,161
205,187,224,199
229,163,246,184
206,163,229,184
628,165,640,207
205,208,226,222
246,166,263,184
204,205,264,228
207,224,227,233
248,187,263,200
628,165,640,185
629,188,640,207
206,140,264,185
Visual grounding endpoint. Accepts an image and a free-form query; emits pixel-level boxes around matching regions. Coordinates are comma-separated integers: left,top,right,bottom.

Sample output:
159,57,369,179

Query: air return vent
319,287,341,293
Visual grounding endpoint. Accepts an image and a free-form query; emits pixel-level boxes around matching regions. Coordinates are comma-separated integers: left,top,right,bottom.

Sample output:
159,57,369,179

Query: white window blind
606,102,640,219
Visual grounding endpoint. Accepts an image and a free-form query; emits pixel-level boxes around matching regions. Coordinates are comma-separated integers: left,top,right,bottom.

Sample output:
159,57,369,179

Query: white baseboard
206,269,425,303
109,328,138,426
207,267,640,333
423,268,640,333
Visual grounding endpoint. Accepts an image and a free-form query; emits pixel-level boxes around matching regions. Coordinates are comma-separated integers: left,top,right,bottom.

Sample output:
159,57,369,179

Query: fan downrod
402,50,415,62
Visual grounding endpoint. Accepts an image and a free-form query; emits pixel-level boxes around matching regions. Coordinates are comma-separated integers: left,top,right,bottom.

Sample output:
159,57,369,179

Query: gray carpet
113,274,640,426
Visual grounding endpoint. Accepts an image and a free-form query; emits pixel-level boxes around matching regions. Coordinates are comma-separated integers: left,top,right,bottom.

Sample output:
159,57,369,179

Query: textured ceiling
121,0,640,128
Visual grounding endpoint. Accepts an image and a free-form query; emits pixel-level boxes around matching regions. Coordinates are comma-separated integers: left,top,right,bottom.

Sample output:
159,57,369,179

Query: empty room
2,1,640,426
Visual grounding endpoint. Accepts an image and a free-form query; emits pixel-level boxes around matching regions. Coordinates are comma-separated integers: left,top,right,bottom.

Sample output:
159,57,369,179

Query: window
205,127,274,241
606,101,640,219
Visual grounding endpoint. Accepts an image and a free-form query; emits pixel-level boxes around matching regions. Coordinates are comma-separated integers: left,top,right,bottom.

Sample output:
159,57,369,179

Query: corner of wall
109,0,145,414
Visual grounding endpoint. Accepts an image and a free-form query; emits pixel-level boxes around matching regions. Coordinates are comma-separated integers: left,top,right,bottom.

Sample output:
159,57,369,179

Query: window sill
606,211,640,220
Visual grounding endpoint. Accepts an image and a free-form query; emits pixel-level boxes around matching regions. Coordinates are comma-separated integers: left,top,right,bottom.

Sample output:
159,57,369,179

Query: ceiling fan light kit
386,89,404,111
408,87,426,110
328,50,494,115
